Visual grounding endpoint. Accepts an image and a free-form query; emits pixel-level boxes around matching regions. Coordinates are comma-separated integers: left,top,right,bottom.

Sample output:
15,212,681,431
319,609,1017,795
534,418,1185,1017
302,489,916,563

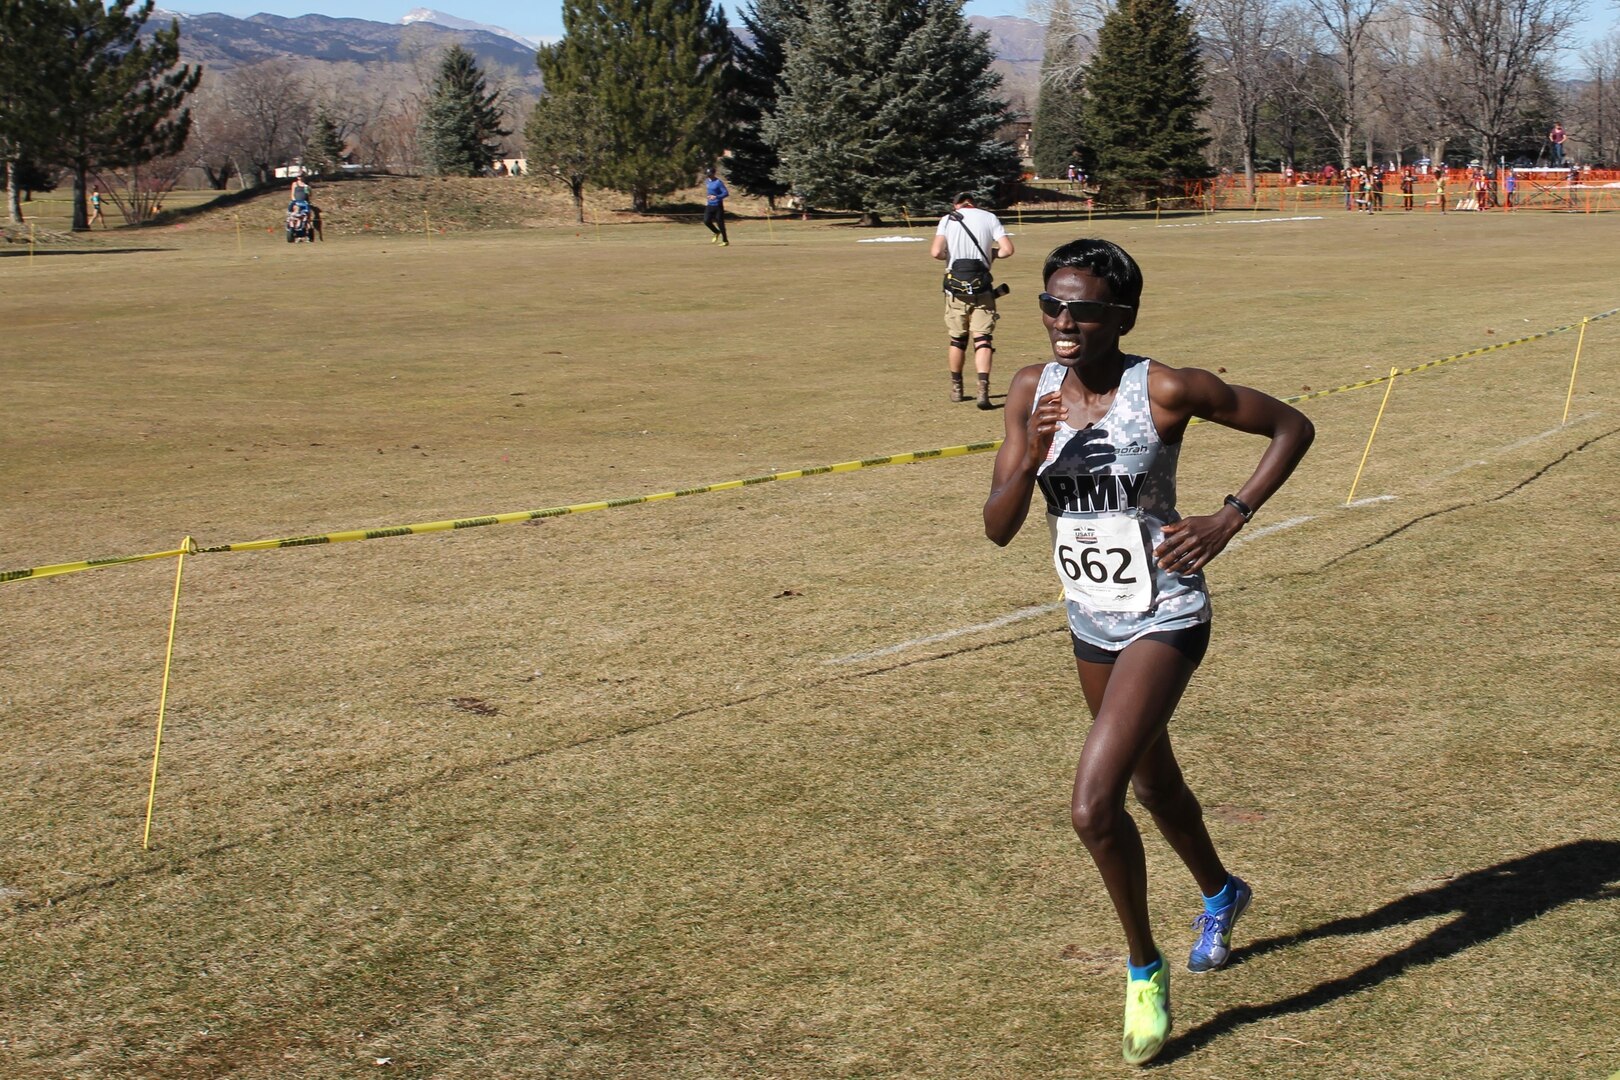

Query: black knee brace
948,334,969,350
973,335,995,353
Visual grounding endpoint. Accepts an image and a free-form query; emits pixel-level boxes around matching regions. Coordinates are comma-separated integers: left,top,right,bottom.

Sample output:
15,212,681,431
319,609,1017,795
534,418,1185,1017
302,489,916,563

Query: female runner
983,238,1314,1065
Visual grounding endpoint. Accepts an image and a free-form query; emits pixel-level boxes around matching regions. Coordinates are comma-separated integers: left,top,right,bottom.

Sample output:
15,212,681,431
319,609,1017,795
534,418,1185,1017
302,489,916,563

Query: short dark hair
706,167,717,177
1042,238,1143,309
952,191,976,207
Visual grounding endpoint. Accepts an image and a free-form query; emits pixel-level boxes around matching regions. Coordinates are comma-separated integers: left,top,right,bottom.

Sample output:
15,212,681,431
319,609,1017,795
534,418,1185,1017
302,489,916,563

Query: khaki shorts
944,293,999,338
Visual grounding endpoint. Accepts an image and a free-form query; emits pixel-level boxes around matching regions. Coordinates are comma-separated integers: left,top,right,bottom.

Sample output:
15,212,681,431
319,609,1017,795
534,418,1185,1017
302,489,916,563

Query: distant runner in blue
704,167,730,247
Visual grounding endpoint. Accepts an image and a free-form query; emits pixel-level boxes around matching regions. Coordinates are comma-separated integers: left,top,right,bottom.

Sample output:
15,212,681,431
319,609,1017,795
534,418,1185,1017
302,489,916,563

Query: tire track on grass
1314,422,1619,573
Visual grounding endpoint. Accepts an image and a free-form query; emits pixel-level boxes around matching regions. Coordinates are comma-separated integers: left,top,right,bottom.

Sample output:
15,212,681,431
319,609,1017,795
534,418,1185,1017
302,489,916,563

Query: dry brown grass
1,196,1617,1078
10,175,797,240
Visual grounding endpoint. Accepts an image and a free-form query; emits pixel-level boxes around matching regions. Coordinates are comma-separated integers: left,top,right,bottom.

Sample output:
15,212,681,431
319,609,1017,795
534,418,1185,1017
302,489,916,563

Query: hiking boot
1188,876,1251,972
975,388,992,410
1121,959,1171,1065
949,383,966,403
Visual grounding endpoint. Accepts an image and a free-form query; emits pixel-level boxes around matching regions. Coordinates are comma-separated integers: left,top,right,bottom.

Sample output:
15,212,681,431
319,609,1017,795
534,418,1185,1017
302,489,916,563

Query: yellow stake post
1346,367,1399,505
1561,317,1589,424
143,536,196,850
28,222,35,263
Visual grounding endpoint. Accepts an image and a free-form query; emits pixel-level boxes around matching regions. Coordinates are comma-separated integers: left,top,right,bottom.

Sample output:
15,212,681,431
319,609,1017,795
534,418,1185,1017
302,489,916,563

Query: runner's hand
1025,391,1066,470
1155,512,1242,573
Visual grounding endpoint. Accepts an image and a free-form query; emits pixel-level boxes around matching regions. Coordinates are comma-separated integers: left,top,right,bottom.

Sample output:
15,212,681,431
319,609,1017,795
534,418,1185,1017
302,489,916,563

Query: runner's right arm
984,365,1063,546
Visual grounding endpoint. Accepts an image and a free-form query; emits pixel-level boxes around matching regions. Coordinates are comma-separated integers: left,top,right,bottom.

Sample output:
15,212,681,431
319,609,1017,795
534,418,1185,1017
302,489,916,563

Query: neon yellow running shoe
1122,959,1171,1066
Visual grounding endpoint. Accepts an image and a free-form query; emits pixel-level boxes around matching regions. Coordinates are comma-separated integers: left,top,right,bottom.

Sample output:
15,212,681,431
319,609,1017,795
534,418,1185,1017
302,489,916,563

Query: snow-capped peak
401,8,541,50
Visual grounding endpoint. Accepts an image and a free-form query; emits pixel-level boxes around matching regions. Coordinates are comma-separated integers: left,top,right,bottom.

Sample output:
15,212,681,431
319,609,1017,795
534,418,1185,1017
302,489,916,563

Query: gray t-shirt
935,206,1006,266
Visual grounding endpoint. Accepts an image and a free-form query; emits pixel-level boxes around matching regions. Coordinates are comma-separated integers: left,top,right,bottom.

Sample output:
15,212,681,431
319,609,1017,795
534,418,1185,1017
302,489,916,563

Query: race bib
1049,513,1153,613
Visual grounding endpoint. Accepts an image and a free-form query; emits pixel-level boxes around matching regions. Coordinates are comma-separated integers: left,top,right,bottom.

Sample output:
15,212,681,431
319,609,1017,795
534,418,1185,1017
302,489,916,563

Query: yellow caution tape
1276,307,1619,408
5,306,1615,585
2,443,1001,583
1,542,196,584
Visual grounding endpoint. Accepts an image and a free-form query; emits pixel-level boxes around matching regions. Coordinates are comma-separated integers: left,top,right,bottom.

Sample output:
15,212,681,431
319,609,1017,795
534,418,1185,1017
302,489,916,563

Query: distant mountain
153,9,1044,107
401,8,547,49
155,9,545,84
970,15,1044,115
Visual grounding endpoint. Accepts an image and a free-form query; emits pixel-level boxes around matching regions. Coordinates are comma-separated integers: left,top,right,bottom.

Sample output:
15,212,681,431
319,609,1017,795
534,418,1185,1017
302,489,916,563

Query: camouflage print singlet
1034,355,1211,651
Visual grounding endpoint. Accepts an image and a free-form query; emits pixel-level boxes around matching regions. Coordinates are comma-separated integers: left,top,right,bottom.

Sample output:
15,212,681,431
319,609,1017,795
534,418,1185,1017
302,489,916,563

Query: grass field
2,192,1618,1078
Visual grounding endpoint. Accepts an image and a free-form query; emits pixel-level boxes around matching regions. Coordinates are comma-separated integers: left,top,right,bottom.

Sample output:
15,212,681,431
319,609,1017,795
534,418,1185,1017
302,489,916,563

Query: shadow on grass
0,246,172,258
146,172,394,227
1154,839,1620,1065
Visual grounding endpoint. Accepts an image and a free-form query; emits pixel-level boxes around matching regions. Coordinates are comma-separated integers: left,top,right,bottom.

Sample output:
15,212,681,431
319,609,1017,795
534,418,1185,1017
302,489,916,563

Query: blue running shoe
1188,876,1251,972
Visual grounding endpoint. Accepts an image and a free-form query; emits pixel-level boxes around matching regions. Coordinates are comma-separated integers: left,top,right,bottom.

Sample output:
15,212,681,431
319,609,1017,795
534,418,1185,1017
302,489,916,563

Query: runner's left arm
1153,368,1314,573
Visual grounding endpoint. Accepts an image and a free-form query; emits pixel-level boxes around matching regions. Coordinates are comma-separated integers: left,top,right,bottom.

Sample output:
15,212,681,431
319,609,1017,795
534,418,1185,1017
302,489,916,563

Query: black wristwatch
1223,494,1255,523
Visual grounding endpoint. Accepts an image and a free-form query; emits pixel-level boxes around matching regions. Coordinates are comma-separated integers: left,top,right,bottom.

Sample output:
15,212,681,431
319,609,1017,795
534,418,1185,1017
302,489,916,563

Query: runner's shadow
1153,839,1620,1065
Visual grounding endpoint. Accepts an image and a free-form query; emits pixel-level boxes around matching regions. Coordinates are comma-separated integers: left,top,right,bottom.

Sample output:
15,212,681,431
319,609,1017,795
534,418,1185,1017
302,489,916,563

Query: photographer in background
931,192,1014,409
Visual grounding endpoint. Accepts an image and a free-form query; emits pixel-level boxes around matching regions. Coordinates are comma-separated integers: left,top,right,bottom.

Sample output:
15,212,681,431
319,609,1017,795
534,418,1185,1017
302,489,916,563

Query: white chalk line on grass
826,603,1061,665
823,414,1611,666
824,411,1611,667
856,236,927,243
824,513,1321,666
1429,414,1598,483
1227,514,1315,545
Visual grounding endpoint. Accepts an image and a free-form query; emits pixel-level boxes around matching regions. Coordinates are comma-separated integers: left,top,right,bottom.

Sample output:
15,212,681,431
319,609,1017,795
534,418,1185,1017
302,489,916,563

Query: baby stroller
286,199,320,243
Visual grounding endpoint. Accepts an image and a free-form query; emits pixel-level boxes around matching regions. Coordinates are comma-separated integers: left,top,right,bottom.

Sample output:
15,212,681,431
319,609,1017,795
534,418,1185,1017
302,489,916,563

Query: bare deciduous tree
94,151,189,224
221,59,314,185
1290,0,1395,168
1416,0,1582,168
186,74,249,189
1571,30,1620,162
1028,0,1109,86
1197,0,1288,191
305,65,391,170
1352,5,1454,166
1031,0,1095,176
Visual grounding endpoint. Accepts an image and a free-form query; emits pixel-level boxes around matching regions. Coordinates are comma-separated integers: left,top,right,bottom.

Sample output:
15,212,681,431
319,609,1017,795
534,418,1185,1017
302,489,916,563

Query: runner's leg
1071,638,1201,965
1131,728,1228,896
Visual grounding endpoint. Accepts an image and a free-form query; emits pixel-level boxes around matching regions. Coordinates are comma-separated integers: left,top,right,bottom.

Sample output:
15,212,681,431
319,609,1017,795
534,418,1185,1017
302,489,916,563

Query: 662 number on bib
1049,514,1153,613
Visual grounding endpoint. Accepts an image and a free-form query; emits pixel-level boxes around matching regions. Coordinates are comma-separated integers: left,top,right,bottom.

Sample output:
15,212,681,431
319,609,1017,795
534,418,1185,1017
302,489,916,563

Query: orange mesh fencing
1194,169,1620,213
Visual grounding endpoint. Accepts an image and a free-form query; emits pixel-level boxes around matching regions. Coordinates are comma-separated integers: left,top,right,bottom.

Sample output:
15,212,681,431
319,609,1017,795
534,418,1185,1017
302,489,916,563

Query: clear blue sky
167,1,1618,63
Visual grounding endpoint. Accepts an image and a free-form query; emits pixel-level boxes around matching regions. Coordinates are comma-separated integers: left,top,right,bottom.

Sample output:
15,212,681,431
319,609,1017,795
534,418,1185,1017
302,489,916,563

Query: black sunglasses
1038,293,1135,321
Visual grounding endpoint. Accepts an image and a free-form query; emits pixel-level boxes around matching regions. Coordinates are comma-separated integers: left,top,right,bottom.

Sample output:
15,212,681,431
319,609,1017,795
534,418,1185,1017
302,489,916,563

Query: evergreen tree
524,90,611,222
39,0,200,231
1,0,63,223
767,0,1019,225
304,108,346,174
1030,1,1088,180
1076,0,1211,202
539,0,732,213
727,0,807,206
420,44,509,176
